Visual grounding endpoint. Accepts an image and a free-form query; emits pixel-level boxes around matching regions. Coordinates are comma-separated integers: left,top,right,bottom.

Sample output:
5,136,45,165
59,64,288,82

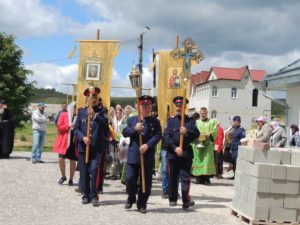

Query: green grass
14,123,58,152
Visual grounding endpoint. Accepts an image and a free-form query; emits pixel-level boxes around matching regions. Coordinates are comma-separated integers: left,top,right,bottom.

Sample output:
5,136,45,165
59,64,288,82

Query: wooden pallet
230,206,300,225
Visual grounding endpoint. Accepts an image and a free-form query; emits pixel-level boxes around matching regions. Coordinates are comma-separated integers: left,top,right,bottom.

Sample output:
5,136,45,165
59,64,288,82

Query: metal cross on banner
170,36,205,149
170,36,205,81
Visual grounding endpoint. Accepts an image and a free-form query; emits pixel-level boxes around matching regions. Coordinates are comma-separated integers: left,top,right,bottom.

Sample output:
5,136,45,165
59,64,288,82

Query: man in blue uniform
123,95,162,214
74,87,109,206
230,115,245,180
163,96,200,209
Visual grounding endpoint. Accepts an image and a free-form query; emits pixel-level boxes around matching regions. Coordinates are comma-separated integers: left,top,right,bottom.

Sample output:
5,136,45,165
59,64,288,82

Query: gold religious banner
76,40,119,109
157,51,185,130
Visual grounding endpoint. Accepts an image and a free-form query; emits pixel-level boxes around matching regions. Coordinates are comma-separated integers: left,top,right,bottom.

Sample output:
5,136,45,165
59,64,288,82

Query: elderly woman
270,120,287,147
255,116,272,143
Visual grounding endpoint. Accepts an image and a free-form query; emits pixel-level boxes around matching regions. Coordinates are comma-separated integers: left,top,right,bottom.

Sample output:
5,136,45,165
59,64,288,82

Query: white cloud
0,0,62,37
109,66,154,97
25,63,154,97
4,0,300,96
26,63,78,93
3,0,300,56
73,0,300,56
25,48,300,97
193,50,300,74
2,0,300,55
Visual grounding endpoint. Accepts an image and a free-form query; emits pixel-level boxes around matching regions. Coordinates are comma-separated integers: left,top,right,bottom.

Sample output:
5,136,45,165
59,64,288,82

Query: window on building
252,89,258,107
200,87,203,99
231,87,237,98
212,86,218,97
211,110,217,118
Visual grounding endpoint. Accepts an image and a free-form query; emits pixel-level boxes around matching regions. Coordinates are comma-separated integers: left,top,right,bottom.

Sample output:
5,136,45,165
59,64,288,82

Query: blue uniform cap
173,96,189,105
37,102,46,107
84,87,101,97
139,95,154,106
232,115,241,122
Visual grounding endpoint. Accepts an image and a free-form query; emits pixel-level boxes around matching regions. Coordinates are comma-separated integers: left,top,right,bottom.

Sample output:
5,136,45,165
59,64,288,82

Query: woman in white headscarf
53,101,77,185
270,119,287,147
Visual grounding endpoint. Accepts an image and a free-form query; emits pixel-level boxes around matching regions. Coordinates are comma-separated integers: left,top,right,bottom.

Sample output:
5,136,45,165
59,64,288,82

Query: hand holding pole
85,86,94,163
129,65,146,193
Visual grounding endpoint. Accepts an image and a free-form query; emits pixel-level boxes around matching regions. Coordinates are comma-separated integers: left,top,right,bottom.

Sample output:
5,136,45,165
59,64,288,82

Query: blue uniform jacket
74,106,109,153
231,125,246,152
122,116,162,166
163,115,200,160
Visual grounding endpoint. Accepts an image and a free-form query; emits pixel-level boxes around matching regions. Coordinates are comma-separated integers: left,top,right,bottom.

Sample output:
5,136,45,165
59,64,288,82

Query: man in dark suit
73,87,109,206
122,95,162,214
0,100,14,158
163,96,200,209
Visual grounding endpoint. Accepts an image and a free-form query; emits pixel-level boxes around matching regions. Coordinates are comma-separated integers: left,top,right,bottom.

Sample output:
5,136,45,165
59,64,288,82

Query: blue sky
1,0,300,96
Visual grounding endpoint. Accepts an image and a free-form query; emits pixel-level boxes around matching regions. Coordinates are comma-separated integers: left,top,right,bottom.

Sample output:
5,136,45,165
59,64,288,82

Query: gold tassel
109,124,116,140
68,44,77,58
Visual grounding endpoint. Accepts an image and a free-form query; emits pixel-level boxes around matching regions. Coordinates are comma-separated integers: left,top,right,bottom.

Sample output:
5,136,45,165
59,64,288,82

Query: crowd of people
2,87,300,214
23,91,300,212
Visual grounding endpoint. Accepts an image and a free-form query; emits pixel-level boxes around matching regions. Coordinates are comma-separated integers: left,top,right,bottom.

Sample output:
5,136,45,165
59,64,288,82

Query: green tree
271,101,285,118
0,32,34,127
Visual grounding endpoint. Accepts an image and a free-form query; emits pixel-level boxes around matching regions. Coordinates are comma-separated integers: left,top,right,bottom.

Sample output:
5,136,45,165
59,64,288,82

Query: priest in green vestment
191,107,218,185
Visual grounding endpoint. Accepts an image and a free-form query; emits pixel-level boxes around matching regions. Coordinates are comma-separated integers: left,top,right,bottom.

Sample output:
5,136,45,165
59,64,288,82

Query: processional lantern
129,64,142,95
128,63,146,193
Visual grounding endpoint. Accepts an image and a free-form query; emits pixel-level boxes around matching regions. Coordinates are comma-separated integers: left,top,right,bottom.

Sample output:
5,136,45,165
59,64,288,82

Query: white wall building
189,66,272,129
263,59,300,134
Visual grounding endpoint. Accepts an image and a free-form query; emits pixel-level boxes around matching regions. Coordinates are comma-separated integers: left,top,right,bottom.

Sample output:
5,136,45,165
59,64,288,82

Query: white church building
189,65,272,129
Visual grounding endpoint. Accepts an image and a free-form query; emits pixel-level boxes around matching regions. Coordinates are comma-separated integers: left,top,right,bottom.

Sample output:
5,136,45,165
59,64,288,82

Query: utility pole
137,26,150,95
96,29,100,40
61,83,77,104
152,48,156,88
138,33,143,74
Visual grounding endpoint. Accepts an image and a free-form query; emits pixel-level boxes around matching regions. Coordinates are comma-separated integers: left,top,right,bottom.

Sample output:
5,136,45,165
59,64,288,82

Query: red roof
191,66,267,85
249,70,267,81
191,71,209,94
211,66,248,80
191,71,210,85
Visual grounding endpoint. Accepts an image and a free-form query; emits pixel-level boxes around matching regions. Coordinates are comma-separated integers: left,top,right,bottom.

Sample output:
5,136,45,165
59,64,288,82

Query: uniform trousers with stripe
78,151,102,200
168,157,192,204
126,163,153,209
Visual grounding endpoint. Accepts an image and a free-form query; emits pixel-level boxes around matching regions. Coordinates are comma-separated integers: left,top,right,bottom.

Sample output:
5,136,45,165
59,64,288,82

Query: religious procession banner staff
73,87,109,206
70,38,119,110
191,107,218,185
122,95,162,214
163,96,200,209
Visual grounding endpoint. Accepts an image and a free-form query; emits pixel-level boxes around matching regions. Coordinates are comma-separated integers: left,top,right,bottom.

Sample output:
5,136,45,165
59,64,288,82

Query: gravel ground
0,152,244,225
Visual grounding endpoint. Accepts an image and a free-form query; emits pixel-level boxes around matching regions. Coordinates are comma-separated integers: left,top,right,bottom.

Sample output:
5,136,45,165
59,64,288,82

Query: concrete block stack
232,146,300,222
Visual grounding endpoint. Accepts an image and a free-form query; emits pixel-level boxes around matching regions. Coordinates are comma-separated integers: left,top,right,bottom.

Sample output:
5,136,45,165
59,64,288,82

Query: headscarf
270,120,279,133
67,101,76,147
256,116,267,123
67,101,77,125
